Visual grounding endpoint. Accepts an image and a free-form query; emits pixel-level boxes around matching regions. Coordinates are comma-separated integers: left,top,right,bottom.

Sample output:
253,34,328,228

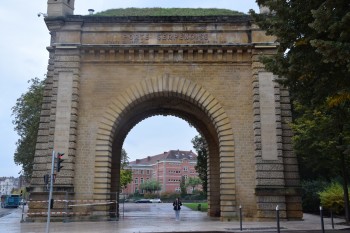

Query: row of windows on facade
135,187,183,194
133,166,191,175
134,175,190,184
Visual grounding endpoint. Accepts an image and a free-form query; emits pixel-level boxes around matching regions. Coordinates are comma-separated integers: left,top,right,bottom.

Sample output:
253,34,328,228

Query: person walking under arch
173,197,182,221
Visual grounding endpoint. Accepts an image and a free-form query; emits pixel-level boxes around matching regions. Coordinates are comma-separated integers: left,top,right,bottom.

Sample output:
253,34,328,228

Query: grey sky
0,1,259,177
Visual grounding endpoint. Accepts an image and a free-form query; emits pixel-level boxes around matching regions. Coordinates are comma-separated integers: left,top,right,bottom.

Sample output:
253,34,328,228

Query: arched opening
94,77,236,219
121,115,200,196
123,115,198,161
110,96,220,216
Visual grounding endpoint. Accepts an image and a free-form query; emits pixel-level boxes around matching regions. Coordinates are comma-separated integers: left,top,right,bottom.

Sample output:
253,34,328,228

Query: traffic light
56,152,64,172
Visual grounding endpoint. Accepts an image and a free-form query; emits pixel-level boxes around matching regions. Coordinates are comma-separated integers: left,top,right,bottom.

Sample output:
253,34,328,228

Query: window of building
141,178,144,184
183,166,188,171
134,178,138,184
141,170,144,175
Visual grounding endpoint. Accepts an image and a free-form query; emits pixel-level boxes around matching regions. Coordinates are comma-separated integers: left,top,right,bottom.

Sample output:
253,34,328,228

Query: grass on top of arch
183,202,208,212
93,8,245,17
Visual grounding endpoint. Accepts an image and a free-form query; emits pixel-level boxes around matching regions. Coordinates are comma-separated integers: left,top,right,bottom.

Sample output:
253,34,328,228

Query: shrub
319,182,349,214
301,180,329,213
144,193,158,199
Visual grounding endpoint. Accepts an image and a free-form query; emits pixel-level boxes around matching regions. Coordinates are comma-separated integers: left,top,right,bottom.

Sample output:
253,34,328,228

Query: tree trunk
341,152,350,223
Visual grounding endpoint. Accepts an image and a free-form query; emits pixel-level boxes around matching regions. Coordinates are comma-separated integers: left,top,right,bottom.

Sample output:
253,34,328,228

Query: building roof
129,150,197,166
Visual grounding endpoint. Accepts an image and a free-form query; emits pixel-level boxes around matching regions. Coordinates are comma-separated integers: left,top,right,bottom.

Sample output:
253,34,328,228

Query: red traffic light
56,152,65,172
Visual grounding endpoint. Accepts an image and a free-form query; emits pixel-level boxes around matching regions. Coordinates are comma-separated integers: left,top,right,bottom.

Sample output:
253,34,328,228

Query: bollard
276,205,280,233
20,201,25,223
239,205,243,231
320,206,325,233
198,204,201,211
331,209,334,229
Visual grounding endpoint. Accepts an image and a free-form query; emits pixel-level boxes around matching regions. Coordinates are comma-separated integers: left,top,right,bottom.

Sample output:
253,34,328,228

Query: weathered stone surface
29,3,302,222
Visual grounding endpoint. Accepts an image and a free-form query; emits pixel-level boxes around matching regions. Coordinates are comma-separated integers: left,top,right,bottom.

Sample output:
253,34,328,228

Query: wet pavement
1,203,349,232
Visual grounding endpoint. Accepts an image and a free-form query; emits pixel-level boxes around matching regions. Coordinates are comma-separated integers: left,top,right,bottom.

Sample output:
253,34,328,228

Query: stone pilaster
251,46,287,220
27,45,80,220
280,87,303,219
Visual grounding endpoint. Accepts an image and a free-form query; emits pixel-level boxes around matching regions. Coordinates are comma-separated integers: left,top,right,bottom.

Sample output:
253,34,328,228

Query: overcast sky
0,1,259,177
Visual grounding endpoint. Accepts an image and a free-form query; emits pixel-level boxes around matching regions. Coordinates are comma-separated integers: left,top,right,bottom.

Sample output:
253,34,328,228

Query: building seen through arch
124,150,200,195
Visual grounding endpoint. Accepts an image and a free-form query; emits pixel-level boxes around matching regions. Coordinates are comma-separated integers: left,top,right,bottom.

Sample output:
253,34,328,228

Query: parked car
135,199,151,203
150,198,162,203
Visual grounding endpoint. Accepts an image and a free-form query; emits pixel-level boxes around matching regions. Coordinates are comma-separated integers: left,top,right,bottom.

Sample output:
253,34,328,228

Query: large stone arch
94,75,236,218
27,0,303,222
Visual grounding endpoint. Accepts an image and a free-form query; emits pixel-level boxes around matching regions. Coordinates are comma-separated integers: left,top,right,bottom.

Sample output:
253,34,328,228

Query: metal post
116,192,118,221
64,191,68,223
239,205,242,231
331,209,334,229
20,201,25,223
276,205,280,233
45,150,55,233
320,206,325,233
157,160,160,198
123,195,125,219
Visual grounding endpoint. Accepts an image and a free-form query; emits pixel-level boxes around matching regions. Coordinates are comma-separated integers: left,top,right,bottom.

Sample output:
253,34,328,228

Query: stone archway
94,76,235,218
27,0,303,222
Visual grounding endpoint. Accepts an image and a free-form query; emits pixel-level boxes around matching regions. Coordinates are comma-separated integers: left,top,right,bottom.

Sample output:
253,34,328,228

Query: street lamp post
157,160,159,197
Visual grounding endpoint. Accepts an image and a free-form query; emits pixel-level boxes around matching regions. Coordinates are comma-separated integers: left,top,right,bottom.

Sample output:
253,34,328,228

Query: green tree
191,135,208,194
139,179,161,193
185,177,202,193
120,148,132,189
291,102,350,180
251,0,350,222
12,78,45,180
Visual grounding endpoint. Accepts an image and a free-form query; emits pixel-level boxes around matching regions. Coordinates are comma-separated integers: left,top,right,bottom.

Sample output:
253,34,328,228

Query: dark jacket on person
173,199,182,210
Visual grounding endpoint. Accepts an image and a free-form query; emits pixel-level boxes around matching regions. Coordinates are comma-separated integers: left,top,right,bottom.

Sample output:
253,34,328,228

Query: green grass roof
93,8,245,17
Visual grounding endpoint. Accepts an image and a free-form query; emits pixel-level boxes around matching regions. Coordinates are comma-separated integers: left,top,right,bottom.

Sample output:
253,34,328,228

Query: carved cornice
79,45,253,63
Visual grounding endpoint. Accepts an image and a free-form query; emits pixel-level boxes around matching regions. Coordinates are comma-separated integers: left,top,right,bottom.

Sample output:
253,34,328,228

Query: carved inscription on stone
104,33,210,44
157,33,209,43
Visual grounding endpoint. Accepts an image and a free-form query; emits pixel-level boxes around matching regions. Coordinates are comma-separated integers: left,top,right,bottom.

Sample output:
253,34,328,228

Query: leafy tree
191,135,208,194
139,179,161,194
120,148,132,189
12,78,45,180
291,102,350,180
185,177,202,193
251,0,350,222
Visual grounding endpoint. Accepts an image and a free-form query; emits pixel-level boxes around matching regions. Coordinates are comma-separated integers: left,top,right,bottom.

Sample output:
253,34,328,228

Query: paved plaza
1,203,349,232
